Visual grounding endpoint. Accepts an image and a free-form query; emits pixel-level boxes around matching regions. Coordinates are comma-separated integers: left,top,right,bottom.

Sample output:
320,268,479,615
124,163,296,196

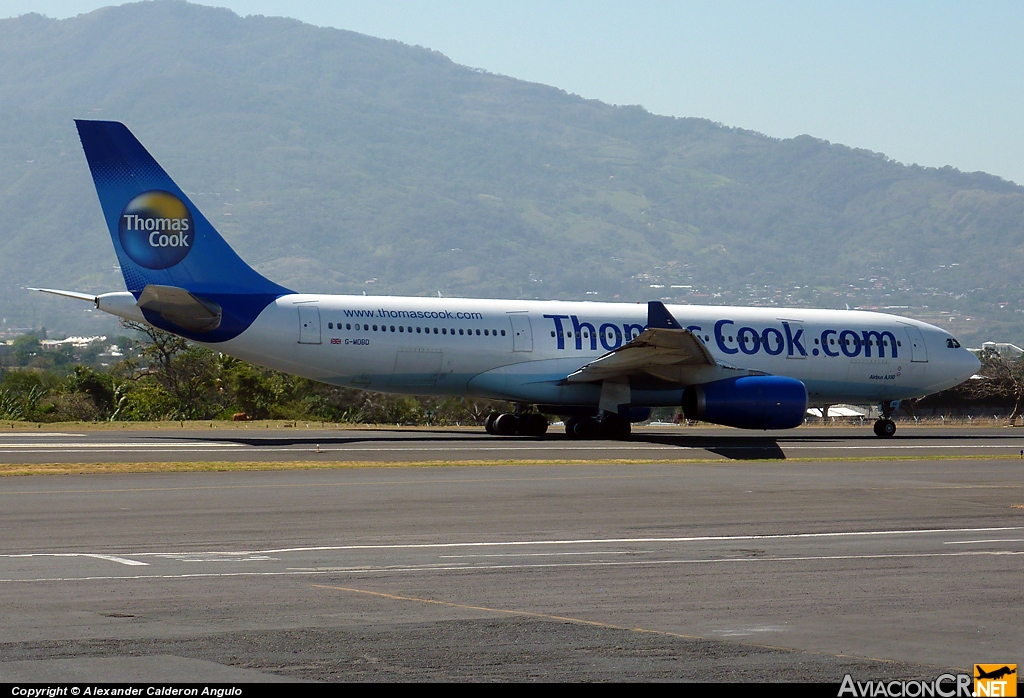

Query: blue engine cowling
681,376,807,430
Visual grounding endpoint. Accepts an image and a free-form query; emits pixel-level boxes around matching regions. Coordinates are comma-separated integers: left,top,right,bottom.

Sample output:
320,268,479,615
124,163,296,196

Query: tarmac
0,425,1021,681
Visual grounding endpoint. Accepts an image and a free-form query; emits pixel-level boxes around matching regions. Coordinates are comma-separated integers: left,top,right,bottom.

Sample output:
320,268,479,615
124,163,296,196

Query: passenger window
500,330,506,336
373,325,378,331
476,329,481,335
484,330,489,336
434,328,438,334
328,322,333,329
459,329,464,335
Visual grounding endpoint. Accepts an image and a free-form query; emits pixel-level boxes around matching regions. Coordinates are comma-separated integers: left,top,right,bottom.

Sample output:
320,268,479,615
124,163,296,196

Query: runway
0,427,1022,681
1,424,1024,464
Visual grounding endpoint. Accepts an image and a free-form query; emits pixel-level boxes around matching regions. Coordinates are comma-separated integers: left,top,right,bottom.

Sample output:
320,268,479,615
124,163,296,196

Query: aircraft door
508,312,534,352
778,320,807,359
903,325,928,362
298,304,322,344
392,350,443,387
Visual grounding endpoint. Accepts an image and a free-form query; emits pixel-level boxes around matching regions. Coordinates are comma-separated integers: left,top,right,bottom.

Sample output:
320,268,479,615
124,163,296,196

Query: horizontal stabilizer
29,287,98,303
137,284,222,332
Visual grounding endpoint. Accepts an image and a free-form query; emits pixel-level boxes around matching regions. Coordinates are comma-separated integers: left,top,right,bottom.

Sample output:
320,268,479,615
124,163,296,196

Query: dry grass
2,453,1023,478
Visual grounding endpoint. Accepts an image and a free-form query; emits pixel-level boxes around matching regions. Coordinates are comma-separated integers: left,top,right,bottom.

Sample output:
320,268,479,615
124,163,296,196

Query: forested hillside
1,1,1023,345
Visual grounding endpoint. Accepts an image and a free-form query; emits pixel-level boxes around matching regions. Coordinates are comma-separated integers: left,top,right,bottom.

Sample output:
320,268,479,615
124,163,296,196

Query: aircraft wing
566,302,718,384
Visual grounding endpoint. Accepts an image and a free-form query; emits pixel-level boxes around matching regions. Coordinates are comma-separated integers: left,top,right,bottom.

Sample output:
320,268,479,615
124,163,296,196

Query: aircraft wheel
564,417,581,439
600,414,632,440
573,417,602,440
484,412,500,435
521,413,549,437
493,413,520,436
873,418,896,437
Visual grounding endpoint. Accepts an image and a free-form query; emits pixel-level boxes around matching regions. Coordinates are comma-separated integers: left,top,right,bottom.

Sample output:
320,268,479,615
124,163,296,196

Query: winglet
647,301,683,330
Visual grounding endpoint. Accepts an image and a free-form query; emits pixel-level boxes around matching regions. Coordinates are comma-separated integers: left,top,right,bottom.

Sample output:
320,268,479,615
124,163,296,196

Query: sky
3,1,1023,184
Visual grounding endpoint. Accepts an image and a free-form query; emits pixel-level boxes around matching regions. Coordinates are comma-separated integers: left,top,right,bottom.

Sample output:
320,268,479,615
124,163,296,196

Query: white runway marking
943,538,1024,545
437,550,650,559
0,553,148,566
7,526,1015,559
1,549,1021,585
158,525,1023,556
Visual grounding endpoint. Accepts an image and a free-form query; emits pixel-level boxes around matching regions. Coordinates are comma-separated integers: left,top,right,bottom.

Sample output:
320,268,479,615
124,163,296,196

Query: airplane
36,120,981,439
975,666,1017,681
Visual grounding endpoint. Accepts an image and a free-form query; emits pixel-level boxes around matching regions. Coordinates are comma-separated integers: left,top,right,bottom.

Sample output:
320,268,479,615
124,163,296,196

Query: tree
958,349,1024,425
121,321,225,420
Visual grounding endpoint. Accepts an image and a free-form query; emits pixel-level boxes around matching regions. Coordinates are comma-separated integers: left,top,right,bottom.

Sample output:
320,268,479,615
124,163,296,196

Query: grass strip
3,452,1024,477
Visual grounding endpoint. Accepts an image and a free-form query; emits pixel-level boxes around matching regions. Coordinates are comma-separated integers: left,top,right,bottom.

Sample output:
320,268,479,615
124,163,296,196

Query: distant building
972,341,1024,358
39,335,107,350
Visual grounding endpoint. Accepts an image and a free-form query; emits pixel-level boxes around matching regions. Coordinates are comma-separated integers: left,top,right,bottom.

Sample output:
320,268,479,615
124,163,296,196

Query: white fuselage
188,294,980,409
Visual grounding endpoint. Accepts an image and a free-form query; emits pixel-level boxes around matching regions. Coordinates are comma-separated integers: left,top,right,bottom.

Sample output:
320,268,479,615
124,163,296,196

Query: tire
572,417,602,440
600,414,632,440
522,413,549,437
493,413,520,436
484,412,500,435
565,417,581,439
874,418,896,437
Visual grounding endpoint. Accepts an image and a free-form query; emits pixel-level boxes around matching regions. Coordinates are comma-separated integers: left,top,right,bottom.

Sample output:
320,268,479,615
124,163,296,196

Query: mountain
1,0,1023,346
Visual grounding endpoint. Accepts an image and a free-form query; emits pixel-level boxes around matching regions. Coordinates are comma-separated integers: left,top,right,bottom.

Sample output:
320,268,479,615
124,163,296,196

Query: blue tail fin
76,120,292,341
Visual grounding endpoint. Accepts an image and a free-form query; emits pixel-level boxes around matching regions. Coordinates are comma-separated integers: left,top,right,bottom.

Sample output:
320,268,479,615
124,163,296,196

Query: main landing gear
483,408,632,440
484,410,549,437
873,400,898,438
564,413,631,441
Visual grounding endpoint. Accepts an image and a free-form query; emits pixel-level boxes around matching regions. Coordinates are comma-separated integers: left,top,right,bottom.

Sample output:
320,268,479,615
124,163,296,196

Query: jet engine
681,376,807,430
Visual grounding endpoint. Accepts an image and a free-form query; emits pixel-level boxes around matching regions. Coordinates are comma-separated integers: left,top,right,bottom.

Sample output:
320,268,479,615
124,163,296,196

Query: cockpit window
946,338,961,348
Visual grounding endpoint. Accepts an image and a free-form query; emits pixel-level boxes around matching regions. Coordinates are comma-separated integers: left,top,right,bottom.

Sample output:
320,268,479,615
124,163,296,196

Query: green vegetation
916,348,1024,422
0,325,506,425
1,2,1023,347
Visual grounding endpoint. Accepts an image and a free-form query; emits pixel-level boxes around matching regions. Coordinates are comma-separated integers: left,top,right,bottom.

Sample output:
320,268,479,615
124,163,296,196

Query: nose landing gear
873,400,899,437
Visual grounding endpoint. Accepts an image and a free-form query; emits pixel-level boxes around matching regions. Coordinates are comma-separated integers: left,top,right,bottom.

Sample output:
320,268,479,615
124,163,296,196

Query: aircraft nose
963,350,981,379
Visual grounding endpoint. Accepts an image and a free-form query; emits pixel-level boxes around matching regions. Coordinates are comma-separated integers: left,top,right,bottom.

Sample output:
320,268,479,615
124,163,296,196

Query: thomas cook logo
118,191,194,269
